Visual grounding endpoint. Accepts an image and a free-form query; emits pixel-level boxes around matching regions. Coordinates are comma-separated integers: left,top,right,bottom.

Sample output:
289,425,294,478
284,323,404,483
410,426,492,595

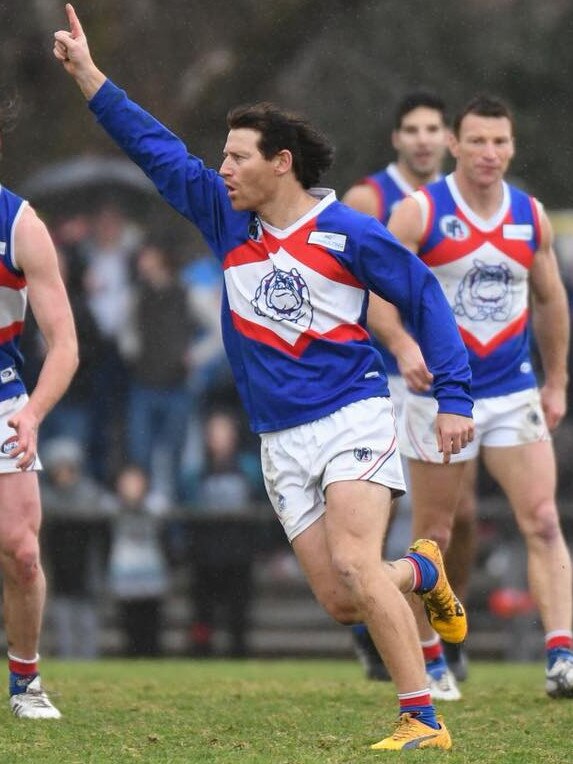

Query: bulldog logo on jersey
251,267,313,329
454,259,513,322
439,215,470,241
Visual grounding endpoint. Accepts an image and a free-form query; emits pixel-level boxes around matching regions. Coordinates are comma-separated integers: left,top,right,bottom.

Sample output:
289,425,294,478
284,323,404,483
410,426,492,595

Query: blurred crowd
24,198,287,660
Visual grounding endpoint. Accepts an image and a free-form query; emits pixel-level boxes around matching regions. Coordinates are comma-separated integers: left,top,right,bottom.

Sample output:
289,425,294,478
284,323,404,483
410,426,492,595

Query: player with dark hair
386,92,573,700
55,5,475,750
0,88,78,718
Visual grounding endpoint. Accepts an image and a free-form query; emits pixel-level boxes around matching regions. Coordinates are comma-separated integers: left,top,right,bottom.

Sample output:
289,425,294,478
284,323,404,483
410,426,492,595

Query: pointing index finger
66,3,84,38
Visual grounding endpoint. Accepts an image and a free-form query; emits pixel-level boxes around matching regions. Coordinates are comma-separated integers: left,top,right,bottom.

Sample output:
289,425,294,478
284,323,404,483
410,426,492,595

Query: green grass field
1,659,569,763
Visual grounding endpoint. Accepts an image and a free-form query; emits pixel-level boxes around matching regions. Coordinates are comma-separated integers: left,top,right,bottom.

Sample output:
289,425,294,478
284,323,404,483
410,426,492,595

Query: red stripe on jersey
459,310,528,357
0,321,24,345
231,311,368,358
223,239,269,269
0,264,26,291
264,224,364,289
421,232,484,267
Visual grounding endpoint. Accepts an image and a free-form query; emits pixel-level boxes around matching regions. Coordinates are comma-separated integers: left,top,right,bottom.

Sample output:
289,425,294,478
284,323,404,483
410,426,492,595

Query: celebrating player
54,4,474,750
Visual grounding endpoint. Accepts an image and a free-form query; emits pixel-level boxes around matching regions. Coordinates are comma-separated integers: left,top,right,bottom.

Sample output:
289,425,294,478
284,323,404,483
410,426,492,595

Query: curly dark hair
226,102,334,189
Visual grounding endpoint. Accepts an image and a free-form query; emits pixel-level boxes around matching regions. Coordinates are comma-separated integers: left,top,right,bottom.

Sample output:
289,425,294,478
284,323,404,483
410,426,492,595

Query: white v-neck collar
447,173,509,232
386,163,415,196
260,188,336,239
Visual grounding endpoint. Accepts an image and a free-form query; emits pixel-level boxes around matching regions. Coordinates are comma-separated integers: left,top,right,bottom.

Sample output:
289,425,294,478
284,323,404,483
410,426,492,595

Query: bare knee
1,532,41,587
321,596,359,625
520,500,563,544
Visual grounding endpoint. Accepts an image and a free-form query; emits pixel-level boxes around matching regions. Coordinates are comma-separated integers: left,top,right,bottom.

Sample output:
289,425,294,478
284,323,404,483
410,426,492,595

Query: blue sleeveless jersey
416,174,540,399
0,185,28,401
89,81,472,432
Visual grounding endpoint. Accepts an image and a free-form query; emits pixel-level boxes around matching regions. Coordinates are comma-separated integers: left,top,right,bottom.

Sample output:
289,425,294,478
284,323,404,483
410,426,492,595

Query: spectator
108,464,169,657
120,234,197,505
41,438,116,659
186,410,264,658
83,203,140,483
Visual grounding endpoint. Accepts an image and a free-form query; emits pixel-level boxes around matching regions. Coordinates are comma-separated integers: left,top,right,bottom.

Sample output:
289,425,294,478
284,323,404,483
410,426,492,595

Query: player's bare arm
53,4,106,100
529,210,570,430
367,195,434,392
8,206,78,469
342,184,379,217
367,296,433,392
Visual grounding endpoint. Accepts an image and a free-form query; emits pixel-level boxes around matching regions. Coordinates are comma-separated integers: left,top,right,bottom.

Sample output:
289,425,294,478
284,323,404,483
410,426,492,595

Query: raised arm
53,4,106,100
9,206,78,469
529,210,570,430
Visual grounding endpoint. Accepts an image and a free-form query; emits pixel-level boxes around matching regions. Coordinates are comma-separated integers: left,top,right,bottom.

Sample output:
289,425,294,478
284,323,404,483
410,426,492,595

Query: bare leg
407,459,469,642
293,480,426,693
482,441,572,634
444,458,479,604
0,473,45,660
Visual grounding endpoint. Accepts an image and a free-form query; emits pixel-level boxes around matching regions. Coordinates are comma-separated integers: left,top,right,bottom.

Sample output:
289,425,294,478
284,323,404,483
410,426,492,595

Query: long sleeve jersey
89,80,472,433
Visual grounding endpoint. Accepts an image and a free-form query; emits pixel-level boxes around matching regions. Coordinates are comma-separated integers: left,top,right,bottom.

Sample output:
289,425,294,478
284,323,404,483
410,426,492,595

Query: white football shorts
399,387,549,463
260,397,405,542
0,395,42,472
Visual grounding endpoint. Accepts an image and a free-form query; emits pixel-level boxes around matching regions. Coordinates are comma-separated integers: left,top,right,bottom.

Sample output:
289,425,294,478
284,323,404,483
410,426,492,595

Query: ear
448,130,459,160
391,129,400,152
273,149,293,177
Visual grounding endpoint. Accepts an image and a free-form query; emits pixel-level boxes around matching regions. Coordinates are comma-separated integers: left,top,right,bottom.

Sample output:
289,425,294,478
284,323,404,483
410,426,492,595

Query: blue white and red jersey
413,173,541,399
89,81,472,433
0,186,28,402
363,163,415,227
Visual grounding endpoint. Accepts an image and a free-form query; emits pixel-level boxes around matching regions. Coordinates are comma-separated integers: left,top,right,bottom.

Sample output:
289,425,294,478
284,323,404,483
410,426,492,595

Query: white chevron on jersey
225,243,366,356
432,240,528,353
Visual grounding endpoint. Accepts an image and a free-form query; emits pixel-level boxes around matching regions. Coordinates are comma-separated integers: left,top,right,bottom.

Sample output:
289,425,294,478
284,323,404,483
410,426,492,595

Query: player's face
219,129,279,212
392,107,448,181
450,114,515,188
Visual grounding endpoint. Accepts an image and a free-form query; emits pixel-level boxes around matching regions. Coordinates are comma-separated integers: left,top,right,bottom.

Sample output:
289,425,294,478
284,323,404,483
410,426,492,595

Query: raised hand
53,3,106,99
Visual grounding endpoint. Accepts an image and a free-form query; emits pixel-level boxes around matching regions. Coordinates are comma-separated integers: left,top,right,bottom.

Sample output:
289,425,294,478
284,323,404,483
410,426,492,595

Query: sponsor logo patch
503,224,533,241
307,231,347,252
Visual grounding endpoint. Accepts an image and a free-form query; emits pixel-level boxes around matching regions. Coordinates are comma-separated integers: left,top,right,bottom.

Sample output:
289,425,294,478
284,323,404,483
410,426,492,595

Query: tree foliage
2,0,572,208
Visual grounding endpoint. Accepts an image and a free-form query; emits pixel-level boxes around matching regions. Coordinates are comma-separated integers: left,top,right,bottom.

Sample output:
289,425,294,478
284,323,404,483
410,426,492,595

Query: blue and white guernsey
89,81,472,433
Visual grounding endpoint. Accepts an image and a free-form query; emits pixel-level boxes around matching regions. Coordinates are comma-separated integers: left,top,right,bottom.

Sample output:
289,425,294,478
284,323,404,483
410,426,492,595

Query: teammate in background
0,91,78,717
385,94,573,700
343,92,474,693
55,4,474,750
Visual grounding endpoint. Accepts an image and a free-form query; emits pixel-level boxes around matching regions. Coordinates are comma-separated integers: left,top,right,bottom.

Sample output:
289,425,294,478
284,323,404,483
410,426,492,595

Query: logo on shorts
1,435,18,456
527,409,542,427
354,447,372,462
277,494,286,512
